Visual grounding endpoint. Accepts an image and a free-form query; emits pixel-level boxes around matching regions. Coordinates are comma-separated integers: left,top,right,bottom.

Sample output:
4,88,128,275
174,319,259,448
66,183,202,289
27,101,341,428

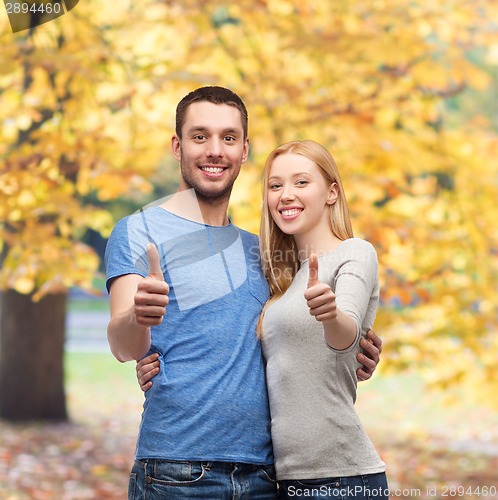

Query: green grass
65,352,135,384
64,352,143,423
357,369,498,451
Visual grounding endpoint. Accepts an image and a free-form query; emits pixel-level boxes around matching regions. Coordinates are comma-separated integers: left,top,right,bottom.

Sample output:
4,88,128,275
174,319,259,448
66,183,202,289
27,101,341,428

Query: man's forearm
322,309,357,350
107,308,151,362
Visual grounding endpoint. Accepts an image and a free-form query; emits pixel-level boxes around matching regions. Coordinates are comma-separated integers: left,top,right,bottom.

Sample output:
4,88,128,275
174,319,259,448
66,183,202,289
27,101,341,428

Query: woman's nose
280,186,296,201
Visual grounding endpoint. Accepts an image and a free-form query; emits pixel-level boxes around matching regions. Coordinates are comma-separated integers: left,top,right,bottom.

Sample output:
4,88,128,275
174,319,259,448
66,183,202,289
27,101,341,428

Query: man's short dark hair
176,86,248,139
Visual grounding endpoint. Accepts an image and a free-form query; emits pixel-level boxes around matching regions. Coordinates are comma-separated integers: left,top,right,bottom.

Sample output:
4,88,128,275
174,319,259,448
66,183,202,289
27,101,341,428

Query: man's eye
224,136,235,142
194,135,206,140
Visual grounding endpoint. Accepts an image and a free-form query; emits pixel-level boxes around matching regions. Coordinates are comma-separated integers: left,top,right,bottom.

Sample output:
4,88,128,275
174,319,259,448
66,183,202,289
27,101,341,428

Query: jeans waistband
138,458,272,472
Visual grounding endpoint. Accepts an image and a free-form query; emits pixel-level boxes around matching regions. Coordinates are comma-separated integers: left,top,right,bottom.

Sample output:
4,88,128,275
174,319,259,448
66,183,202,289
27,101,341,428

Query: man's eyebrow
187,126,209,134
221,128,243,135
186,126,243,135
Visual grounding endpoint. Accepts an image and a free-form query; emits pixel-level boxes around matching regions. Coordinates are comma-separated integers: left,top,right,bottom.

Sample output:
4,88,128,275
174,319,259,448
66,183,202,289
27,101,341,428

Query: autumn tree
0,4,161,420
1,0,497,421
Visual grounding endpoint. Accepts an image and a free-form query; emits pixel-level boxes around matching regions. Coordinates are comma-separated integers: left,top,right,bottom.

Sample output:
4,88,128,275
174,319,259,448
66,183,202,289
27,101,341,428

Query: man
105,86,382,499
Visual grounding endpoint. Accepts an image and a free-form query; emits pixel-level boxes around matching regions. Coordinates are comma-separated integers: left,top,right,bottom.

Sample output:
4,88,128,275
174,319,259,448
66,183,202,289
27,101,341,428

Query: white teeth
202,167,224,173
281,209,301,216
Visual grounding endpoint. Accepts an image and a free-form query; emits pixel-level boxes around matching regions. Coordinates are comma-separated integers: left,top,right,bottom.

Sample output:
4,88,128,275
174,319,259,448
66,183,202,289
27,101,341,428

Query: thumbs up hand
304,253,337,322
146,242,164,281
134,243,170,327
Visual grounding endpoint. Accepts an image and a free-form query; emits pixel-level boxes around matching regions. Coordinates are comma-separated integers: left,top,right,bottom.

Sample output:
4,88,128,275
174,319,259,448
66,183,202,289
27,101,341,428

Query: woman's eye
296,180,308,186
269,184,281,190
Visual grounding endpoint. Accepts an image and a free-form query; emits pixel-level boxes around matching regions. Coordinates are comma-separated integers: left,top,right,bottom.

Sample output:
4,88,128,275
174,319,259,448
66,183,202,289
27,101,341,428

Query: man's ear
171,135,181,162
242,138,250,163
327,182,339,205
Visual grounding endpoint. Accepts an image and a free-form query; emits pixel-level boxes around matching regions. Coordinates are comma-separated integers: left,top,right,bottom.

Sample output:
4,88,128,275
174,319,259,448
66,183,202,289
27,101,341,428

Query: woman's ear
327,182,339,205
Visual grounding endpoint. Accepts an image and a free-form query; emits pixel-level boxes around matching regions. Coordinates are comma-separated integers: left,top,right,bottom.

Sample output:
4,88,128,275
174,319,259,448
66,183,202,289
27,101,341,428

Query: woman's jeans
128,458,278,499
278,472,389,499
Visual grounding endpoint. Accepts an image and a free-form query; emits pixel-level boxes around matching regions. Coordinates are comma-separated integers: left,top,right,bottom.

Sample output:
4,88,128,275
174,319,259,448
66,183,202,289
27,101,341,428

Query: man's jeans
278,472,388,499
128,459,278,499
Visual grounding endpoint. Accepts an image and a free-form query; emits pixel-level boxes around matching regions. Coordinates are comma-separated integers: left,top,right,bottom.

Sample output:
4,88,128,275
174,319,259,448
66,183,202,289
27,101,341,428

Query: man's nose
206,138,224,158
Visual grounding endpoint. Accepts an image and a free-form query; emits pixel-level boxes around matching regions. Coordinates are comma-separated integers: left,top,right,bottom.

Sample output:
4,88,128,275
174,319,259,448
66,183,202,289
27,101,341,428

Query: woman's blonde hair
257,140,354,336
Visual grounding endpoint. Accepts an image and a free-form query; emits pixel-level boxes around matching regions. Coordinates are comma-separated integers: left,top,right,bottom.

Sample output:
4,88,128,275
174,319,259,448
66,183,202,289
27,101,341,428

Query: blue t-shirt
105,206,273,464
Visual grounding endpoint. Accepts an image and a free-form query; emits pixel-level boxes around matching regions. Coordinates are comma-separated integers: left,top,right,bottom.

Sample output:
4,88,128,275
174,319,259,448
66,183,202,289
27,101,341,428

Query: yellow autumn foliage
1,0,497,406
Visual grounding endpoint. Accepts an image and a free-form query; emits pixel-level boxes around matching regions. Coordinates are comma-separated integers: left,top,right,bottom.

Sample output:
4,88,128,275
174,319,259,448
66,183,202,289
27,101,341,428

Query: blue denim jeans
278,472,388,499
128,459,278,499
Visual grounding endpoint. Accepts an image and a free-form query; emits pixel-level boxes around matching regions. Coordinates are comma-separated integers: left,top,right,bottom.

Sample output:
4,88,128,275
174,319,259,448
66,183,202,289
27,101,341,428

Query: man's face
172,101,249,202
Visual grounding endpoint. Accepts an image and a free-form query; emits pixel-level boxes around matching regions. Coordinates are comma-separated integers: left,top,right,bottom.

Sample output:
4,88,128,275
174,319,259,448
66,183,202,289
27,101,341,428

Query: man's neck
160,189,230,226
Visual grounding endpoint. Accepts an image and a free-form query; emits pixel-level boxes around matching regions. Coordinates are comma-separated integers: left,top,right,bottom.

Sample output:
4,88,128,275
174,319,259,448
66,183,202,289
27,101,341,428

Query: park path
66,307,110,352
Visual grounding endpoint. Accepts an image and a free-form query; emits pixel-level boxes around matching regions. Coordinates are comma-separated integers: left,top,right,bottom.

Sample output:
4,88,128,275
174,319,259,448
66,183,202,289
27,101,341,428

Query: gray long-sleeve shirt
262,238,386,480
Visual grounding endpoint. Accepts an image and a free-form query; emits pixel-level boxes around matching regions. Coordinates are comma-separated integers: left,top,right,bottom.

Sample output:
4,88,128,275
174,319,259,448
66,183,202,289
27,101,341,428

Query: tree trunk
0,289,68,421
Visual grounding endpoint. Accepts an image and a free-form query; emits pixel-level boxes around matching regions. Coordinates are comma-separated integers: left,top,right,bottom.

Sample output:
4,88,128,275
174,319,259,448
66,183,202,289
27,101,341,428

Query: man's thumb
307,253,320,288
146,243,164,281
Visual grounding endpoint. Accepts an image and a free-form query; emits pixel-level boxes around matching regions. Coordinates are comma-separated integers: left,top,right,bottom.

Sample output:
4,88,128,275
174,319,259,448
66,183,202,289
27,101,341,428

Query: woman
136,140,387,499
258,140,387,499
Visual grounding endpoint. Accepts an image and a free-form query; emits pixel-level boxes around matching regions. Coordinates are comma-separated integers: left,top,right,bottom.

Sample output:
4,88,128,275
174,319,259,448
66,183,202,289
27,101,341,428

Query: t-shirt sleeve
104,216,148,293
333,240,379,335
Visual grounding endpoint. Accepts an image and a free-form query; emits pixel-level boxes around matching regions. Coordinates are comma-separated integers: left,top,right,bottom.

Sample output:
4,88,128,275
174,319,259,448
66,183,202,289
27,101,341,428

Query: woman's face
266,153,337,240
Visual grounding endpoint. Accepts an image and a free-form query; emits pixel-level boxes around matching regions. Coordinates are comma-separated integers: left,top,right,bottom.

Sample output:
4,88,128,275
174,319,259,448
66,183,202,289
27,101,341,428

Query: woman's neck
294,230,344,262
